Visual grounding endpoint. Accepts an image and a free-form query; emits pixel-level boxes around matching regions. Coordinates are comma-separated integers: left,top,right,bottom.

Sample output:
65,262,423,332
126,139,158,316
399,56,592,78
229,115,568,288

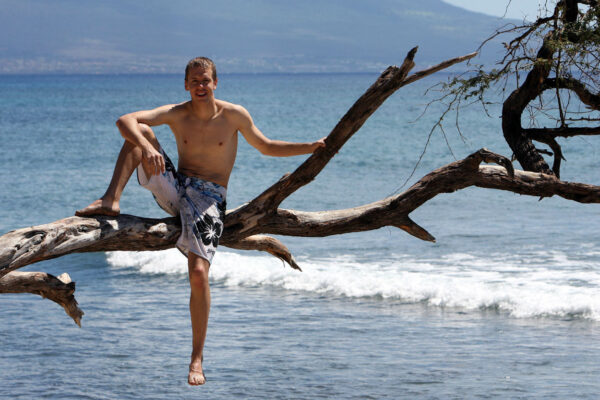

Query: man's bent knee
139,123,161,150
188,255,210,291
137,123,164,177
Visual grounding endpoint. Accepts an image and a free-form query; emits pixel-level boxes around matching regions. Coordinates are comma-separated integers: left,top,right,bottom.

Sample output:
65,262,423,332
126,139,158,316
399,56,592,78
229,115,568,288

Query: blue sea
1,72,599,399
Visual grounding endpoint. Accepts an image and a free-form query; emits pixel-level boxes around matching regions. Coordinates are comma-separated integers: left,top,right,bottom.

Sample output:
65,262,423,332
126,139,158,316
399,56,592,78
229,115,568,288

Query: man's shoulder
216,99,250,122
141,102,188,117
216,99,245,114
156,102,191,122
166,102,190,113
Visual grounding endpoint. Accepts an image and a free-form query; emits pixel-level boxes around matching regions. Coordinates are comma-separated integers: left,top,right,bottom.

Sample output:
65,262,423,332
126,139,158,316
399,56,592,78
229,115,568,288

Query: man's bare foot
75,199,120,217
188,359,206,386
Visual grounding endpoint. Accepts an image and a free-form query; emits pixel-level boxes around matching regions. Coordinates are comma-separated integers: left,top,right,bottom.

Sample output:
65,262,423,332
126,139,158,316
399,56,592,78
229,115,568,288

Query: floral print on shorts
137,147,227,264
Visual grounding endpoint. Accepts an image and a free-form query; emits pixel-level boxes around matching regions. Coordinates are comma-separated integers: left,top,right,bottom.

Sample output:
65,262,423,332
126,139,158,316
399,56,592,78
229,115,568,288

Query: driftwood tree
2,43,600,326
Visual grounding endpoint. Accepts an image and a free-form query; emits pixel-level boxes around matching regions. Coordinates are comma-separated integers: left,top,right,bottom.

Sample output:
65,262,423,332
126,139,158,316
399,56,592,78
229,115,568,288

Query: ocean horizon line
0,70,461,78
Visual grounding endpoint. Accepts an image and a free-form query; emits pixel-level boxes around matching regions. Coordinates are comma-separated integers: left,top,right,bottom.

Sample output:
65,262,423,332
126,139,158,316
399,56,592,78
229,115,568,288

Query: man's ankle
101,196,117,206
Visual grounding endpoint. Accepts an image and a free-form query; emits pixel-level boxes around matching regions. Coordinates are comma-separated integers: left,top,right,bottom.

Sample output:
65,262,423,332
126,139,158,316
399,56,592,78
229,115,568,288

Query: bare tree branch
0,215,182,278
225,49,477,238
0,271,83,326
544,77,600,111
524,126,600,137
223,235,301,271
502,32,555,174
2,149,598,283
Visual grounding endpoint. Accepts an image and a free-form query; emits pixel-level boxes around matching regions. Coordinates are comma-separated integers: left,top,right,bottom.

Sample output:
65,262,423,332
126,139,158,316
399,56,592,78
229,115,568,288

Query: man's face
185,67,217,102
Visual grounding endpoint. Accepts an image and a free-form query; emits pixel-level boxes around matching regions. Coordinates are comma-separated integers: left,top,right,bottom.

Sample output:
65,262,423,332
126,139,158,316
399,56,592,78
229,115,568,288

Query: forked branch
224,48,478,237
2,149,598,280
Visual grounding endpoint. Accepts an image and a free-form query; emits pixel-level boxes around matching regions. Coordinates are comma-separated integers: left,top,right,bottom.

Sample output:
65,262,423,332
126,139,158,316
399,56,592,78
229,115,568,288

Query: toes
188,370,206,385
188,376,204,385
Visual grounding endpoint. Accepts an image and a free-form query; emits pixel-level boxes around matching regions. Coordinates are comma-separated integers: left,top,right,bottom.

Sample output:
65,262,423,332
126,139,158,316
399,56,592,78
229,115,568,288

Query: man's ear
214,77,218,89
184,79,189,91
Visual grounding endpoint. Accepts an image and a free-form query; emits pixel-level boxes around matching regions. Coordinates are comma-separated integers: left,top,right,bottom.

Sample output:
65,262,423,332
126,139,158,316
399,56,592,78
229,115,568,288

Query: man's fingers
143,149,165,176
156,156,162,175
150,156,157,175
313,138,327,151
153,154,164,175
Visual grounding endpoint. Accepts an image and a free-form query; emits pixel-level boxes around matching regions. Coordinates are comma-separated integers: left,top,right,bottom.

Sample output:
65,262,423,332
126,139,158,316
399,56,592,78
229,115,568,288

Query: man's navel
219,142,223,146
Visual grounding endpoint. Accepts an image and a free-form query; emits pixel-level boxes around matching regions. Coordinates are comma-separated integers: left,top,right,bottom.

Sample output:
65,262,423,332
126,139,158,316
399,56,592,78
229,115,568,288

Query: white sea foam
105,249,600,321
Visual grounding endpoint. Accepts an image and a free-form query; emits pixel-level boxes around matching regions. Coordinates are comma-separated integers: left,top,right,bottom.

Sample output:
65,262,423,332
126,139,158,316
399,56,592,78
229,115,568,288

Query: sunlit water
1,73,599,399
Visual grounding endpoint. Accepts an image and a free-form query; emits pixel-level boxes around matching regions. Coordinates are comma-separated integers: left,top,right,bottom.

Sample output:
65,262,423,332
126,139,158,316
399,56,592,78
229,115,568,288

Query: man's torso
166,99,240,187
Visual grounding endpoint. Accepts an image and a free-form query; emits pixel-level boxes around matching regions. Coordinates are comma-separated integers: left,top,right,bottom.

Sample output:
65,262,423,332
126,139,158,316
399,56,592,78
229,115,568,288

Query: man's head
185,57,217,81
185,57,218,102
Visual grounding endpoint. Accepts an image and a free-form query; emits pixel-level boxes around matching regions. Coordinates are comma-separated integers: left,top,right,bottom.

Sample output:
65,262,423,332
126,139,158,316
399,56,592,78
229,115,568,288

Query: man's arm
235,106,325,157
116,104,177,175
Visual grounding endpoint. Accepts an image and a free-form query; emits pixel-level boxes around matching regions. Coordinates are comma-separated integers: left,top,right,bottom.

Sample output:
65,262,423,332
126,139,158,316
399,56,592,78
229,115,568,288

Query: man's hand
142,146,166,176
312,137,327,152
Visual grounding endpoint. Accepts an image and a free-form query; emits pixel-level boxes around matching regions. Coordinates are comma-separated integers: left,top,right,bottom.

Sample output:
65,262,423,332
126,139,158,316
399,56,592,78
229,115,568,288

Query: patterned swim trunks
137,147,227,264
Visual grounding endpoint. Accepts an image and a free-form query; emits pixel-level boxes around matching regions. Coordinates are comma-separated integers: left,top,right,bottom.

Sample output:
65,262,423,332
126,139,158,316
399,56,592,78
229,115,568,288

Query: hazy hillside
0,0,515,73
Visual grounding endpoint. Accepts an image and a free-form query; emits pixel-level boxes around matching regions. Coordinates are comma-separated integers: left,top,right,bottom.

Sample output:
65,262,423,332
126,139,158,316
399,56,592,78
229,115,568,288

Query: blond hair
185,57,217,81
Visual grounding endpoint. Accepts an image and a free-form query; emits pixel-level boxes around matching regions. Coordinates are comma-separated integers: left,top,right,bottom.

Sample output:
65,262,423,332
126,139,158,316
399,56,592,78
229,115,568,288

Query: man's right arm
116,104,177,175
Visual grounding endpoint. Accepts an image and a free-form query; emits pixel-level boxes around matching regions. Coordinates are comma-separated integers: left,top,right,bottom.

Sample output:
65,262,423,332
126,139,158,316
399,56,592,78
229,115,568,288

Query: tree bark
501,33,554,174
500,1,596,176
0,271,83,326
3,148,599,279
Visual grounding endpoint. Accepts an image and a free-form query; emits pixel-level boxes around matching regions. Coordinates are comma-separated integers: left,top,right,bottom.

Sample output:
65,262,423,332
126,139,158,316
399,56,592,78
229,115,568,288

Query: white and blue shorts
137,148,227,264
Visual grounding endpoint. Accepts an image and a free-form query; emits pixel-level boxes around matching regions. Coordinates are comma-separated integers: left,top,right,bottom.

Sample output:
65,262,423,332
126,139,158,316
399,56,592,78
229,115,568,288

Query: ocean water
1,72,599,399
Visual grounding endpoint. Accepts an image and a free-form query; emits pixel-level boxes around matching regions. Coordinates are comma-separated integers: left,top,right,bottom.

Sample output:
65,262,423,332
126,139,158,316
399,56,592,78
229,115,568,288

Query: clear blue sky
442,0,543,20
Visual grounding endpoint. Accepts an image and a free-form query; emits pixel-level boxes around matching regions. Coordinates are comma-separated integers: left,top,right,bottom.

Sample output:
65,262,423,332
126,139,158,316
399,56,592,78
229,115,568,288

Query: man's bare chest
174,117,236,149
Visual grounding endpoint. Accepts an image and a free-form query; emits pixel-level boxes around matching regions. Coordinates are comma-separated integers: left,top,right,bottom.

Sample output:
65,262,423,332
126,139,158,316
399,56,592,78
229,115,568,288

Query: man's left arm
236,106,325,156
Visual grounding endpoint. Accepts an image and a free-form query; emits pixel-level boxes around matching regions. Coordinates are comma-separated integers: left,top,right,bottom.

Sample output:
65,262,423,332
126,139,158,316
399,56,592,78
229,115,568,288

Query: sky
443,0,545,20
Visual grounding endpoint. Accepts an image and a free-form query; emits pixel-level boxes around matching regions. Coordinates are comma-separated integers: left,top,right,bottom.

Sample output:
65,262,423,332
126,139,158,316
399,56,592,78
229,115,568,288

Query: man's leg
188,252,211,386
76,124,160,216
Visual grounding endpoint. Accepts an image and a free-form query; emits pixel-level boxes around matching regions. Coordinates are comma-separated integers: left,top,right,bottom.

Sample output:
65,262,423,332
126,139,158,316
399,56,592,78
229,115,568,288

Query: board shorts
137,147,227,264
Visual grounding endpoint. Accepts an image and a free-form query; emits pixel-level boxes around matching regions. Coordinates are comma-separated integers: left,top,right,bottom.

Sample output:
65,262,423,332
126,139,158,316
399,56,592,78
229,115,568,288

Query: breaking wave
106,249,600,321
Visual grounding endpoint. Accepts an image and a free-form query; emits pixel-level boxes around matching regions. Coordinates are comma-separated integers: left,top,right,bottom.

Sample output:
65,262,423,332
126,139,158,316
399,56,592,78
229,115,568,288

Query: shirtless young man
76,57,325,386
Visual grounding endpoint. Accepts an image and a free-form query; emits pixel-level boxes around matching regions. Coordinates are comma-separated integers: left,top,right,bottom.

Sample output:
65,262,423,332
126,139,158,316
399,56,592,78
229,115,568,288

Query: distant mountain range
0,0,517,74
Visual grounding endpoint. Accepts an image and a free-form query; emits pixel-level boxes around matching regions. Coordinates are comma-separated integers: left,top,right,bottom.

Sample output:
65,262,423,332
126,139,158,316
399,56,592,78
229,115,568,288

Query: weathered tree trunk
500,1,600,177
501,33,554,175
2,47,599,325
